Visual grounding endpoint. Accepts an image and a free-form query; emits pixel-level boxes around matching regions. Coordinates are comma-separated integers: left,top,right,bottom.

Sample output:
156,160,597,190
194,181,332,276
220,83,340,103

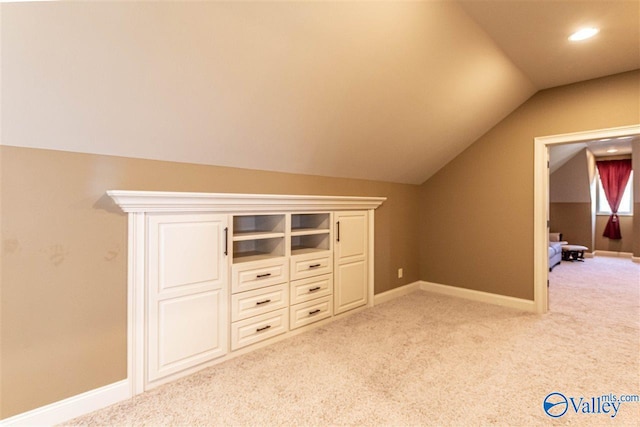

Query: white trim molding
534,124,640,315
107,191,386,213
419,281,536,312
367,210,376,308
372,280,537,312
0,381,130,427
594,250,633,258
633,257,640,264
373,281,422,305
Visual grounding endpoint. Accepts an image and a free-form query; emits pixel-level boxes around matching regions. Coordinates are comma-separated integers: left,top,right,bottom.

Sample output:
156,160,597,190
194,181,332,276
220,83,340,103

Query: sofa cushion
549,241,563,255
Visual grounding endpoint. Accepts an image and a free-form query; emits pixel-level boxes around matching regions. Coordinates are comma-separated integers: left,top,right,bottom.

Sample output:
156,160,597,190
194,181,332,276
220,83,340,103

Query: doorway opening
533,124,640,314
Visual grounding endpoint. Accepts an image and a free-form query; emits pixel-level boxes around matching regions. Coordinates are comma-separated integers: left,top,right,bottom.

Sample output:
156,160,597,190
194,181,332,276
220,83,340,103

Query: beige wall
549,203,592,248
549,148,592,249
594,215,633,253
0,146,420,418
419,70,640,300
550,149,590,203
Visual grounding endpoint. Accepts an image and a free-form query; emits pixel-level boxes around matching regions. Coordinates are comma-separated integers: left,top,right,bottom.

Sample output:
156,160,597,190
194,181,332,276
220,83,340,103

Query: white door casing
533,124,640,314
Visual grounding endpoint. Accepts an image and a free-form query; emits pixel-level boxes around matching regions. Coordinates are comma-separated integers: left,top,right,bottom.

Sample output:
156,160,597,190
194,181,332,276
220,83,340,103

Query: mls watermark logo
543,392,568,418
543,391,639,418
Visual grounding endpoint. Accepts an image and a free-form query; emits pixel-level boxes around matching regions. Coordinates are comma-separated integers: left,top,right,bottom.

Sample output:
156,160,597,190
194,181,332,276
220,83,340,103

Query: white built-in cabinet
108,191,385,394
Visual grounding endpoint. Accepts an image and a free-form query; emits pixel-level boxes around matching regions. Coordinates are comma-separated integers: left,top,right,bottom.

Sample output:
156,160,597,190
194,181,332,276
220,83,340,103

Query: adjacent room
548,136,638,318
549,137,637,263
1,1,639,425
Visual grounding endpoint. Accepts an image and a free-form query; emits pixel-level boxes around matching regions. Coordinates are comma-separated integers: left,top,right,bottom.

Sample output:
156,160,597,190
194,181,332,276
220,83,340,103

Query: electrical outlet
398,268,403,279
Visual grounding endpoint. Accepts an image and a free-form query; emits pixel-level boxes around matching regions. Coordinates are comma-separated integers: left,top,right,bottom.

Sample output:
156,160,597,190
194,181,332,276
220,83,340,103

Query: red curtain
596,159,632,239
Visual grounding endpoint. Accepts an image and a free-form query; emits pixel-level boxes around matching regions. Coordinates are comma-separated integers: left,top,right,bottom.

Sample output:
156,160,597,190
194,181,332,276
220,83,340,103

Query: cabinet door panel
150,290,225,381
147,214,228,385
334,260,367,314
149,215,227,297
336,214,367,260
334,211,368,315
158,221,223,291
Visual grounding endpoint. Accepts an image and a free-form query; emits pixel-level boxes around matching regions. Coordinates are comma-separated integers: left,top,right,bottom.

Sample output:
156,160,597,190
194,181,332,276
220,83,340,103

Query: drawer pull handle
308,264,321,269
309,309,321,315
256,273,272,279
256,299,271,306
256,325,271,332
308,286,321,292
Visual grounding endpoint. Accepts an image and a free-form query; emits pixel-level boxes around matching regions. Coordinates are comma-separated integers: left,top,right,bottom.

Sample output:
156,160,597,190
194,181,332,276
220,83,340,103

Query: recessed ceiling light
568,27,599,41
606,148,618,153
599,138,611,142
616,136,633,140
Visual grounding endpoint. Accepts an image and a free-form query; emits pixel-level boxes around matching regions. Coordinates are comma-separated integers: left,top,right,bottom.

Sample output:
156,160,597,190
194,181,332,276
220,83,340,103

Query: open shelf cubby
233,214,285,239
233,237,285,263
291,213,330,235
291,233,330,256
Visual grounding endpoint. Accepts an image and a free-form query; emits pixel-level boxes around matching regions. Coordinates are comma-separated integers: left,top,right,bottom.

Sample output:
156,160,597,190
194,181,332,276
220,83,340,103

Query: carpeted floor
66,256,640,426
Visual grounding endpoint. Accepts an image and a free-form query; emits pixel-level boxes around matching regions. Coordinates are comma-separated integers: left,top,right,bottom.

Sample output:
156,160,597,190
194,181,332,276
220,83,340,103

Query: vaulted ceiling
459,0,640,89
2,1,638,184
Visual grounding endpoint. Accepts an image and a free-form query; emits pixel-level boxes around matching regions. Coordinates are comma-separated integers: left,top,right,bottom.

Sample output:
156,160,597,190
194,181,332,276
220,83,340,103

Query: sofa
548,232,566,271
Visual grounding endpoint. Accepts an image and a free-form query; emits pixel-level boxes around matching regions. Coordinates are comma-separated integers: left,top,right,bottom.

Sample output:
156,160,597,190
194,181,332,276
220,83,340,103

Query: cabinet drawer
231,308,288,351
231,283,288,322
290,296,332,330
290,274,333,305
290,253,332,281
231,258,289,294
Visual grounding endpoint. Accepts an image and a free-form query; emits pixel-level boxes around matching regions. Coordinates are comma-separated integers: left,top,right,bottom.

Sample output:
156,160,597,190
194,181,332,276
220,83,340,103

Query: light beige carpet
66,257,640,426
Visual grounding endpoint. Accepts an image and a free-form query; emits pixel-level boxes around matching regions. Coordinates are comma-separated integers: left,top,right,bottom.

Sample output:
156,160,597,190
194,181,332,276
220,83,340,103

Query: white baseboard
594,250,633,258
0,380,130,427
419,281,536,312
584,252,595,258
374,281,421,305
633,257,640,264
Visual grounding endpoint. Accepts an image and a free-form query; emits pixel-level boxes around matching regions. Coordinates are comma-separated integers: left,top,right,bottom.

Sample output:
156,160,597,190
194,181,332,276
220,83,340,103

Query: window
597,171,633,215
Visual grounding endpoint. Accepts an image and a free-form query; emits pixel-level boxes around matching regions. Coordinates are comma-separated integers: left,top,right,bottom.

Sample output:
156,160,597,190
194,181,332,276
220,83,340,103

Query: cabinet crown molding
107,190,386,213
